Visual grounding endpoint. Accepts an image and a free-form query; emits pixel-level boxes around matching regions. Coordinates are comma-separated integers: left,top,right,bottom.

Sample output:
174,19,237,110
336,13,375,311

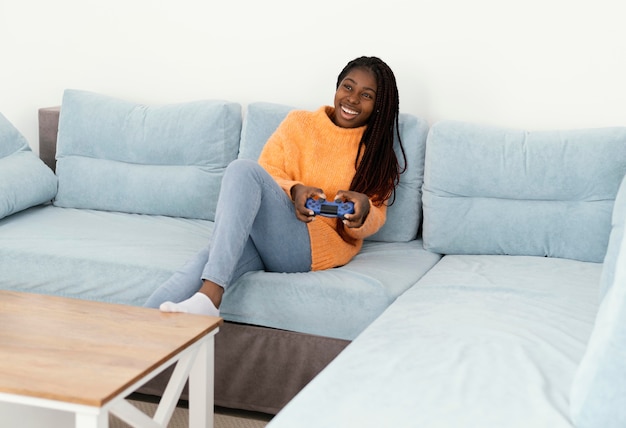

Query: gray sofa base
137,321,349,415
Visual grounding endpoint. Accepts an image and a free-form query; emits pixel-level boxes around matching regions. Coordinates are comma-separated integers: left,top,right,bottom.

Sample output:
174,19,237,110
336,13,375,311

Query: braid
336,56,407,206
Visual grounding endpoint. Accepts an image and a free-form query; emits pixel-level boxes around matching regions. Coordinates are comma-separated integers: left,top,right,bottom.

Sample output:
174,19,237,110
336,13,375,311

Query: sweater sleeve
344,200,387,240
257,115,302,197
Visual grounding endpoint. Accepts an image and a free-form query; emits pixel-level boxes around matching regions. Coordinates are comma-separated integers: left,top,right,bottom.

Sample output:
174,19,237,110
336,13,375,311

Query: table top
0,290,222,407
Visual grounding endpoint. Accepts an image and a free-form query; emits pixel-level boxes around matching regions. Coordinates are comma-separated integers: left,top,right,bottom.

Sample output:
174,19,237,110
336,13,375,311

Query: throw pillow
0,113,57,220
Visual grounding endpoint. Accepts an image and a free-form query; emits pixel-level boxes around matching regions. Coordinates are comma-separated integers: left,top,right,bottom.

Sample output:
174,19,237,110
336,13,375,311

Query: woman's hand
334,190,370,228
291,184,326,223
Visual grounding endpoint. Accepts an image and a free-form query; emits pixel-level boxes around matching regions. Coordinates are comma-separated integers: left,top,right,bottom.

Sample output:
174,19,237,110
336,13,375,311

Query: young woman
146,56,407,316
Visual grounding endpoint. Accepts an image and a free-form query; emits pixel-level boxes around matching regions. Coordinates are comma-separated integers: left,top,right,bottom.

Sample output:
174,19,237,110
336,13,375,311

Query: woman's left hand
333,190,370,228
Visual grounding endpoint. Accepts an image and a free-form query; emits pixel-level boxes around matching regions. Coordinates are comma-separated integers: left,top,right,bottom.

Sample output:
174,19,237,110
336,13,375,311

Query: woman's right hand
291,184,326,223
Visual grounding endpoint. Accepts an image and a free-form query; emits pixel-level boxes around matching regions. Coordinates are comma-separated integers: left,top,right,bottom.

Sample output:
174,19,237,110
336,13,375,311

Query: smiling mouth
341,105,359,116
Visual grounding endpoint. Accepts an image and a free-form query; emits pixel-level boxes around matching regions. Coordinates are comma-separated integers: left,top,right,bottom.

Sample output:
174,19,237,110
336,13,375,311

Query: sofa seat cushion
221,240,441,340
0,113,57,220
422,120,626,262
238,102,430,242
0,205,211,305
53,89,242,220
268,255,602,428
0,206,439,343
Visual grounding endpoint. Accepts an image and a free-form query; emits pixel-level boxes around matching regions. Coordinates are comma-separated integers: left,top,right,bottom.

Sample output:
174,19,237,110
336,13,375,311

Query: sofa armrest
38,106,60,172
570,172,626,427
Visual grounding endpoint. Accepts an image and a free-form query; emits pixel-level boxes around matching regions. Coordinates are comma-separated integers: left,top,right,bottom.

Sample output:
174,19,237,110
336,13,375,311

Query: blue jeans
144,159,311,307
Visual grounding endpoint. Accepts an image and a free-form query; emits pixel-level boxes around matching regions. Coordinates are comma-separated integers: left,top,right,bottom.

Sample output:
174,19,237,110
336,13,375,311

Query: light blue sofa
1,89,625,425
0,89,440,414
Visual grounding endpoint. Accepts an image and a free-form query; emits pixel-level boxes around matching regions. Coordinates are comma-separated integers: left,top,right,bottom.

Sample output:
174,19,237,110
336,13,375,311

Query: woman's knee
224,159,262,178
222,159,272,194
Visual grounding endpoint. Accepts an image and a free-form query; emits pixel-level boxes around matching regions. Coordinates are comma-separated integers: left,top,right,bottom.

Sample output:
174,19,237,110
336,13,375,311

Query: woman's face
333,67,377,129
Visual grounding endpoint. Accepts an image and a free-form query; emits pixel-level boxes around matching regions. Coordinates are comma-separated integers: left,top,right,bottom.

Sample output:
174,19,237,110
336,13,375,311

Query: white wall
1,0,625,153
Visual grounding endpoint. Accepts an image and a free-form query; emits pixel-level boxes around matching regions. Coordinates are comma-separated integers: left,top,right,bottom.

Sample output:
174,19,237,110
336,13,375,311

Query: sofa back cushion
239,102,429,242
54,89,242,220
0,113,57,220
422,120,626,262
570,173,626,427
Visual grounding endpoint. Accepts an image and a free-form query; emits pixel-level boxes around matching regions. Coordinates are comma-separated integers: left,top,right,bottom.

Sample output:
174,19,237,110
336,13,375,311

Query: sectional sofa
1,89,625,427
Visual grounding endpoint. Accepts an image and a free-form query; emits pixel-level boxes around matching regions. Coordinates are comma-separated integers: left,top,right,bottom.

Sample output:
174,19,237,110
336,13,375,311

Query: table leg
75,409,108,428
188,334,215,428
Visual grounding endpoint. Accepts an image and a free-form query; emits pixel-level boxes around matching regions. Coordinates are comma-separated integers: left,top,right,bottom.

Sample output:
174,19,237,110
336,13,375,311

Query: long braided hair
338,56,407,205
336,56,407,243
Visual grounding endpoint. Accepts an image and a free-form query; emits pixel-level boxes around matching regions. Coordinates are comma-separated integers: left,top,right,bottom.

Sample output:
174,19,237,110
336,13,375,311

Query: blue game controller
305,198,355,219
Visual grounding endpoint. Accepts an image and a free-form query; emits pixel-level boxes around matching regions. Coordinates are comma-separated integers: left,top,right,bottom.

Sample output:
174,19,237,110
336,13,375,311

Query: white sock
159,292,220,317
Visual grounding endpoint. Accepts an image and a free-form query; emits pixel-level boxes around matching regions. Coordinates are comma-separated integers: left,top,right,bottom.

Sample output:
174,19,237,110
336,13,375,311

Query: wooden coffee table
0,290,222,428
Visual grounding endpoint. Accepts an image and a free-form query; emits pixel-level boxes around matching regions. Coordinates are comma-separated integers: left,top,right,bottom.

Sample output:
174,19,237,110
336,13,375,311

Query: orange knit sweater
257,106,387,271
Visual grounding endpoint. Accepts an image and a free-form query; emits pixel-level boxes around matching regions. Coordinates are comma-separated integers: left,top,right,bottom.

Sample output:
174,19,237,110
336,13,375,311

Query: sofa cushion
53,89,242,220
220,239,441,340
268,254,602,427
422,120,626,262
0,113,57,220
0,204,212,306
239,102,429,242
570,173,626,427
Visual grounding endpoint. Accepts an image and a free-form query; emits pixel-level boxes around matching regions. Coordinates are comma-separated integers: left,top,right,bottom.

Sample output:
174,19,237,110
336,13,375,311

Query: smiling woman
147,56,408,319
332,68,377,128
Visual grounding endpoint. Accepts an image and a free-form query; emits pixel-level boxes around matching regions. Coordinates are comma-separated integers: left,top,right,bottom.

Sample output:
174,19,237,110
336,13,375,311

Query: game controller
305,198,355,219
